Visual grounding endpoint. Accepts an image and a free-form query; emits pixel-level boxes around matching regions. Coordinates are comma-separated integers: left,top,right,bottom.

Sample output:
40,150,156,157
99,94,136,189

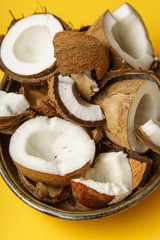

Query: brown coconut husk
0,13,71,85
18,170,72,204
53,31,109,80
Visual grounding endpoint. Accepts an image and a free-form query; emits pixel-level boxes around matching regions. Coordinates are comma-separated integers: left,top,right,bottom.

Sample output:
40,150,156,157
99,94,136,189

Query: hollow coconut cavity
0,90,29,116
88,3,154,69
48,75,105,127
0,14,64,77
71,151,133,209
9,116,95,186
94,80,160,153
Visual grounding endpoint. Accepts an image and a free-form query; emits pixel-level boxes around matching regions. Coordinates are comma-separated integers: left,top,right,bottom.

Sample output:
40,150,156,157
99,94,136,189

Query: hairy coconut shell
53,31,109,80
18,170,71,204
0,13,70,84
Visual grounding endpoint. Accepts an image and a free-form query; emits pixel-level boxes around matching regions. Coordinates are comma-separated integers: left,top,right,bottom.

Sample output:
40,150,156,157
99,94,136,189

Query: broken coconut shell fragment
18,170,71,204
93,79,160,153
9,116,95,186
134,119,160,154
0,13,70,84
71,150,152,209
53,31,109,80
48,75,106,127
87,3,154,70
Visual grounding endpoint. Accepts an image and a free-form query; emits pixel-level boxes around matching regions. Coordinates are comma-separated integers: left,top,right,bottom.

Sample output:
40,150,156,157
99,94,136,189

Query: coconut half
48,75,106,127
88,3,154,69
94,80,160,153
134,119,160,154
71,151,133,209
0,13,67,83
9,116,95,186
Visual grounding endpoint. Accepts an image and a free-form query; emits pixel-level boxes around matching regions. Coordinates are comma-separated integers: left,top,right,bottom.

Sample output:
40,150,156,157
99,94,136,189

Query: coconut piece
87,3,154,69
71,151,133,209
134,119,160,154
71,150,152,209
53,31,109,80
71,72,99,102
93,79,160,153
18,170,71,204
9,116,95,186
0,13,69,84
48,75,106,127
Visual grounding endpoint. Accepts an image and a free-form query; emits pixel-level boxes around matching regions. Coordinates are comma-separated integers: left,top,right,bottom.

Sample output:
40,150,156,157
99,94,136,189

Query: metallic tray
0,76,160,221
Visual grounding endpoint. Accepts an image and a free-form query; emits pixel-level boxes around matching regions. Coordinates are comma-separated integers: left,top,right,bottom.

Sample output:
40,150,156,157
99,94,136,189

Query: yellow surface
0,0,160,239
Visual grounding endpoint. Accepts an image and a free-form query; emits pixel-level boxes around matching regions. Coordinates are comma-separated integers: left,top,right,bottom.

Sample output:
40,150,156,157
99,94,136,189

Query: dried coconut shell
71,73,99,102
35,98,57,117
0,13,70,85
13,160,90,187
18,170,71,204
90,128,103,144
53,31,109,80
0,109,35,134
134,127,160,154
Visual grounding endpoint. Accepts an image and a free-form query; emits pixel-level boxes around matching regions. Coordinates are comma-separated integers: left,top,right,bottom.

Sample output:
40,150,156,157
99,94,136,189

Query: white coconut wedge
94,80,160,153
0,13,68,84
134,119,160,154
88,3,154,69
9,116,95,186
71,151,133,209
48,75,106,127
71,150,152,209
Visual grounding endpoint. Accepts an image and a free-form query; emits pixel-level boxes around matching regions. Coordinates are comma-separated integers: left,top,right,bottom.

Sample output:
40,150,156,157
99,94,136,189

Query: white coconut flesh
72,151,133,204
0,90,29,116
140,119,160,147
58,75,105,122
0,14,63,75
103,3,154,69
9,116,95,175
128,81,160,153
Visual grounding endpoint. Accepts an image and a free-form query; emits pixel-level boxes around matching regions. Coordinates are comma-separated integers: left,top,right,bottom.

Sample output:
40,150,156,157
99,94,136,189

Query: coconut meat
72,151,133,204
140,119,160,147
128,81,160,153
0,90,29,116
58,75,105,122
9,116,95,175
103,3,154,69
0,14,63,75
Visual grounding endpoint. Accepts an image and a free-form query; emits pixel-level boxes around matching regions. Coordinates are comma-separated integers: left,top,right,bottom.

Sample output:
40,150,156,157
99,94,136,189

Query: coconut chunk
88,3,154,69
0,90,29,116
134,119,160,154
71,151,133,209
48,75,105,127
0,14,63,76
9,116,95,186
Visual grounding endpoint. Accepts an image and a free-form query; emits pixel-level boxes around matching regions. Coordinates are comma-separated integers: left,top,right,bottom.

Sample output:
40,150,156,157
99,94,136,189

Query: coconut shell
53,31,109,80
18,170,71,204
134,127,160,154
35,98,57,117
13,160,90,187
0,109,35,134
48,76,106,127
70,180,115,209
0,13,70,84
93,79,146,149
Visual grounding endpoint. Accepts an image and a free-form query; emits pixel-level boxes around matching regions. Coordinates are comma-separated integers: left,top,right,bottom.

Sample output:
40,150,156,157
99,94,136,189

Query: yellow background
1,0,160,239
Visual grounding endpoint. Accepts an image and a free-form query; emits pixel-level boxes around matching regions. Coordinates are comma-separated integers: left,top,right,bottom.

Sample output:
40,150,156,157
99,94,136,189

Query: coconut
9,116,95,186
48,75,106,127
87,3,154,69
93,79,160,153
0,13,70,84
71,150,152,209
